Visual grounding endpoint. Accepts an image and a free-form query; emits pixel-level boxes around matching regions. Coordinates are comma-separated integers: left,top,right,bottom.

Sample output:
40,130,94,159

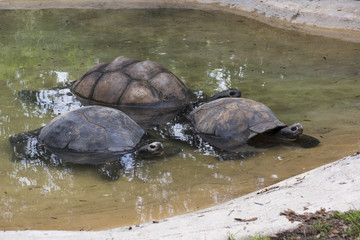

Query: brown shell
71,56,194,108
188,98,286,145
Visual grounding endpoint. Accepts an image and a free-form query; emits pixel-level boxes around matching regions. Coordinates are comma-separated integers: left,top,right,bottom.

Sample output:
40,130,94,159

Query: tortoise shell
188,98,287,147
39,105,145,154
71,56,194,109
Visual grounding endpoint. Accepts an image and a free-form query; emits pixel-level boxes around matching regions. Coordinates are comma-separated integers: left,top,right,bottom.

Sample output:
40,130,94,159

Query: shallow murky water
0,8,359,230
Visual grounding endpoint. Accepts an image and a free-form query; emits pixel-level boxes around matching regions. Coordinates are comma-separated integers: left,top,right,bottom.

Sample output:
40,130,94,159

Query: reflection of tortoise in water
39,105,164,164
188,98,319,151
71,56,195,109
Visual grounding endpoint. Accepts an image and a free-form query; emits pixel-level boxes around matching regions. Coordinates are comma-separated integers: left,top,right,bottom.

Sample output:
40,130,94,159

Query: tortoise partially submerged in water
38,105,163,164
71,56,193,108
9,105,183,180
188,98,319,151
71,56,195,127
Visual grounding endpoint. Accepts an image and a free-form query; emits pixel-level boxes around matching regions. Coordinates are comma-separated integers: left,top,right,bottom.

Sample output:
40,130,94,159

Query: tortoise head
136,141,164,159
209,89,242,102
275,123,303,141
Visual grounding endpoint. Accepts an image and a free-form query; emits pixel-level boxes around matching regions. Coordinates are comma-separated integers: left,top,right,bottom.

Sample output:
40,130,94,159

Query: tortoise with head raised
38,105,164,164
188,98,319,151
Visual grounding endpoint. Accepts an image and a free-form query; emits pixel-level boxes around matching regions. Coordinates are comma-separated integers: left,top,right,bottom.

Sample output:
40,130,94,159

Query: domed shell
71,56,194,108
188,98,286,146
39,106,145,153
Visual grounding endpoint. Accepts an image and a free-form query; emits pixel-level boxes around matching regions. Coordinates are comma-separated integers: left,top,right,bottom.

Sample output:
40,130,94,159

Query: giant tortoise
188,98,319,151
71,56,195,127
38,105,164,164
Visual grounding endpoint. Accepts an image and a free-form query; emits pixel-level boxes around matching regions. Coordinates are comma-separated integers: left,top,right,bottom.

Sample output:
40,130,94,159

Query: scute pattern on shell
39,106,145,153
188,98,286,145
71,56,192,108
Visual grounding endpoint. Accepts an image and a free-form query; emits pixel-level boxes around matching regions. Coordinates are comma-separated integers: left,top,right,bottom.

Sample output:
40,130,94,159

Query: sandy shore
1,0,360,239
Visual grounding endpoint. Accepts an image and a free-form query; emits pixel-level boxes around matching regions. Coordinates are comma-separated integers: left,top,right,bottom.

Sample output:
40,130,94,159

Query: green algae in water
0,8,360,230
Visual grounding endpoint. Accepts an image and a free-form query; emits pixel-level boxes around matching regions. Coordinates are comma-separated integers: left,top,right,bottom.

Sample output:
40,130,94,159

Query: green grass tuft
228,232,270,240
310,219,333,234
332,210,360,237
242,235,271,240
